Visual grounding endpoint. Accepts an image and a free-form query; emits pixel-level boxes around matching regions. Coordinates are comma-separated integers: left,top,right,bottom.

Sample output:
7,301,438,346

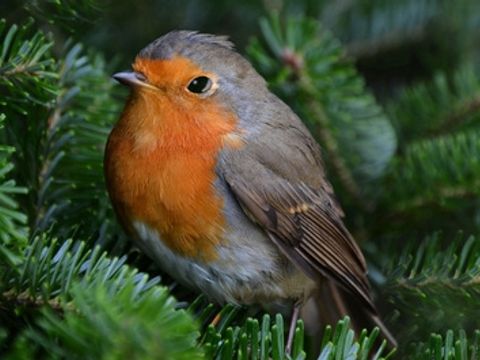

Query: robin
105,31,396,353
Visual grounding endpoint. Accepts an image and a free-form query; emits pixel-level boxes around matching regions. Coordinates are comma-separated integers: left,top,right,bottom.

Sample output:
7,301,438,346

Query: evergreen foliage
6,239,202,359
0,115,27,268
1,0,479,359
382,234,480,342
248,15,396,203
410,330,480,360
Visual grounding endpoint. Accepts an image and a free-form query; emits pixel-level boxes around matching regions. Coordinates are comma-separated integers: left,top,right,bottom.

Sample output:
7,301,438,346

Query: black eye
187,76,212,94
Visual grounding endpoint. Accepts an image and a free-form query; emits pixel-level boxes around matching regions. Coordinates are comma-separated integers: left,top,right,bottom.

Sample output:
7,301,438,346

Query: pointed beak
112,71,149,88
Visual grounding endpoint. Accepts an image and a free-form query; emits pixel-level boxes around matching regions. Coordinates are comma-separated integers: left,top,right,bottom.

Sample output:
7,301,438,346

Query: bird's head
113,31,267,119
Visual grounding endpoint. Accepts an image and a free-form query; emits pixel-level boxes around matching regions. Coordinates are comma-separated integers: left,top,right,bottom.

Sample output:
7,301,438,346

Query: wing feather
224,174,375,313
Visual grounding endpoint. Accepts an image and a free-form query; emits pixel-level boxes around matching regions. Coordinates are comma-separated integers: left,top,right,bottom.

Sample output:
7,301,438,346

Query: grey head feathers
138,31,235,60
136,30,259,84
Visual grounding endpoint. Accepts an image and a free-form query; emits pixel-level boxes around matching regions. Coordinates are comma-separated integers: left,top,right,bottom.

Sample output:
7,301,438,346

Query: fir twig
432,96,480,137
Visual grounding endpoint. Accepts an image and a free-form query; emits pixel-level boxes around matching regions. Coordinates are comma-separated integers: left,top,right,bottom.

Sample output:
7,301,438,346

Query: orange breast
105,86,237,260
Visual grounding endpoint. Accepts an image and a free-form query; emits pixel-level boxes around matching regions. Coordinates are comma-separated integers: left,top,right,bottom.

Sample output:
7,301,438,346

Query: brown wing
220,151,375,313
217,95,376,311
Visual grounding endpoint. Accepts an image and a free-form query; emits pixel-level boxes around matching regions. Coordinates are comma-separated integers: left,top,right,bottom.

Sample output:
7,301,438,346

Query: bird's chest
105,129,226,260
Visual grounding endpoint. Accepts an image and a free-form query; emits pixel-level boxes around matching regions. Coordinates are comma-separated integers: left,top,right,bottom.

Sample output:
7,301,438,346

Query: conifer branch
432,96,480,137
388,64,480,146
1,289,65,312
391,181,480,213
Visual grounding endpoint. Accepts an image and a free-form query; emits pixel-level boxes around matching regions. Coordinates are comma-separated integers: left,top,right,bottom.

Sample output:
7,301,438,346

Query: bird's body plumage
105,30,395,347
105,56,316,305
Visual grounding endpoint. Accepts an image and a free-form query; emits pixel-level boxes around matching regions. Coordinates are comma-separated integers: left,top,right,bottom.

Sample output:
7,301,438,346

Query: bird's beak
112,71,152,88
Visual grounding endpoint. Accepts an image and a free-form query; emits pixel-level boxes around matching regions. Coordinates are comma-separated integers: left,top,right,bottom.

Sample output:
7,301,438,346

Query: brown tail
301,280,397,354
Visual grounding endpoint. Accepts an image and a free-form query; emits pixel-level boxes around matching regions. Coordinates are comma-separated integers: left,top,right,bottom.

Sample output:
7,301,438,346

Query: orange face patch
133,56,218,100
105,56,241,260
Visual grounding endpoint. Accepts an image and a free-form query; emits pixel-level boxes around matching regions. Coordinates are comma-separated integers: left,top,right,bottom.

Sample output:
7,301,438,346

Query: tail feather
301,280,397,354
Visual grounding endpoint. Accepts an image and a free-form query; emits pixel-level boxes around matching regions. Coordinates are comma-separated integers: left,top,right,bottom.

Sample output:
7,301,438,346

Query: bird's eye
187,76,212,94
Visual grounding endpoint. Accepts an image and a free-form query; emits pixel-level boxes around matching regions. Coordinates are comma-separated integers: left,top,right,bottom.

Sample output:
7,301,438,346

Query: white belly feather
133,220,313,305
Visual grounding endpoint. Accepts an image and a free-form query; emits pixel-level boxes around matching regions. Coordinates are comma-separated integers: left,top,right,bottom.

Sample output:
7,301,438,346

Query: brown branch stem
390,275,480,290
392,181,480,214
430,96,480,137
1,289,67,313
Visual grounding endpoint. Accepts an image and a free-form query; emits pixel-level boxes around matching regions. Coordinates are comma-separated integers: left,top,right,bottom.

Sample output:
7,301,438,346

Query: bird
104,30,396,353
